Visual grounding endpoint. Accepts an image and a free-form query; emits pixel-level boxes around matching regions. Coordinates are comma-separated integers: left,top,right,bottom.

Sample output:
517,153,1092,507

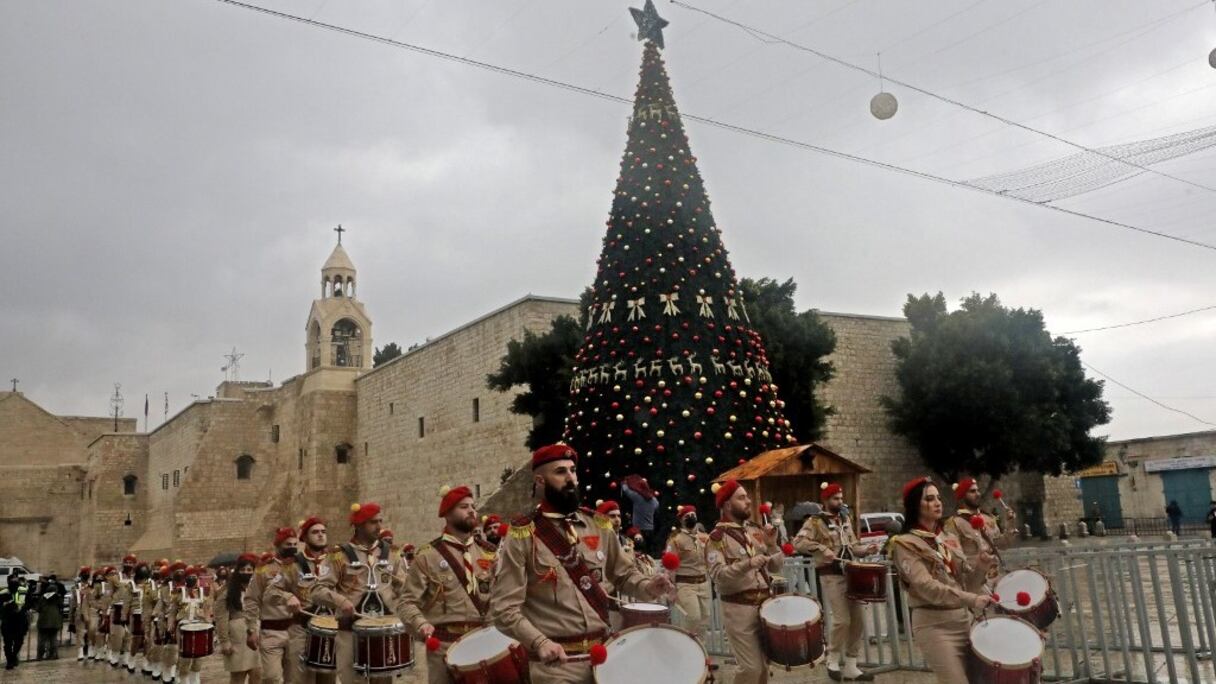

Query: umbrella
788,501,821,524
207,551,240,568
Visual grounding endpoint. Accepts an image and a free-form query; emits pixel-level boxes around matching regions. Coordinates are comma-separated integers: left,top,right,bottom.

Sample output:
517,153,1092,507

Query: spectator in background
34,576,64,660
1167,500,1184,536
1206,501,1216,539
1,574,30,670
621,474,661,554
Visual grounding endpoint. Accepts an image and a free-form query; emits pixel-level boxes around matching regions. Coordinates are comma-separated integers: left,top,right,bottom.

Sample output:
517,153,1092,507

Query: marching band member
127,561,155,676
144,562,169,682
491,444,672,684
398,485,497,684
889,477,994,684
942,477,1014,593
110,554,138,671
168,566,214,684
72,567,91,662
215,553,260,684
706,479,784,684
792,482,877,681
312,501,408,684
157,561,190,684
665,505,711,641
243,526,299,684
271,516,336,684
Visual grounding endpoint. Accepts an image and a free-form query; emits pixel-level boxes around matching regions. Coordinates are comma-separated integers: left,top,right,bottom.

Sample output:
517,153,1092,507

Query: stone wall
81,433,149,566
0,392,92,466
0,465,84,576
356,296,579,546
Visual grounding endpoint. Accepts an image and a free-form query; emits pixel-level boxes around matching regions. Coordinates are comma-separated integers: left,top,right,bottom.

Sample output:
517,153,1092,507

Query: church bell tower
305,227,373,374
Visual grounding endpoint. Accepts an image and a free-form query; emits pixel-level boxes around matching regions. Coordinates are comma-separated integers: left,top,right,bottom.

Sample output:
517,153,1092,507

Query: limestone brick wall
0,392,91,466
0,465,85,576
62,416,137,442
815,313,927,514
81,434,149,566
356,296,579,546
1042,474,1084,533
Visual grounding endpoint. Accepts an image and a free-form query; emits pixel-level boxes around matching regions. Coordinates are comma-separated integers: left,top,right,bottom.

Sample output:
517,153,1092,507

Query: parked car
0,556,30,581
859,512,905,551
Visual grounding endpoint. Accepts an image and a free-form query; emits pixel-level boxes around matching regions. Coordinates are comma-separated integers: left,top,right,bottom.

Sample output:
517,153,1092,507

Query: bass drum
445,626,529,684
994,569,1059,630
758,594,824,668
593,624,707,684
968,615,1043,684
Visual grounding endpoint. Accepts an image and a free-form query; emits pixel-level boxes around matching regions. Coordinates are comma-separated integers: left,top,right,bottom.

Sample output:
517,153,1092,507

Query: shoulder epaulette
709,528,725,542
592,512,614,530
416,543,433,554
508,515,535,539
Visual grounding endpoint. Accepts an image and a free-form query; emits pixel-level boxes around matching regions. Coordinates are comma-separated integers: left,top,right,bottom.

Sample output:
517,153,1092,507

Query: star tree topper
630,0,669,49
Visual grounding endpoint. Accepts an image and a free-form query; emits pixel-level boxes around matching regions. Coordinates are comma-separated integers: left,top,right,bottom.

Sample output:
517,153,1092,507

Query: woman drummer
214,554,260,684
889,477,995,684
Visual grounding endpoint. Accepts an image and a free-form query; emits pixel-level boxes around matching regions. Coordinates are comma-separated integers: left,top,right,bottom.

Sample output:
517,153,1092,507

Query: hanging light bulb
870,52,898,120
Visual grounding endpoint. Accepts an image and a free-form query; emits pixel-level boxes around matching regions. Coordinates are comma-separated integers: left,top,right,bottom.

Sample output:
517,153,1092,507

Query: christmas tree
563,1,794,532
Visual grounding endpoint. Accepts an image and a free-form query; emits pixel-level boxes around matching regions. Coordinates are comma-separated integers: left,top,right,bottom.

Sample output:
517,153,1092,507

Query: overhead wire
1082,361,1216,428
1062,304,1216,334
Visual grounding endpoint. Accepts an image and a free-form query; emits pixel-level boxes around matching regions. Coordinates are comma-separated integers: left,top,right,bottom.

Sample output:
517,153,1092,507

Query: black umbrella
788,501,821,524
207,551,240,568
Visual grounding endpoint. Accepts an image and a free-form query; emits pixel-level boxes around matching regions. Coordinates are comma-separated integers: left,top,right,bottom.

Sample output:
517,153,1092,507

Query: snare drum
130,611,145,637
844,561,888,603
994,569,1059,630
178,622,215,659
593,624,708,683
968,615,1044,683
98,612,111,635
758,594,824,668
444,626,529,684
110,602,126,625
303,615,337,672
619,602,670,629
353,616,413,674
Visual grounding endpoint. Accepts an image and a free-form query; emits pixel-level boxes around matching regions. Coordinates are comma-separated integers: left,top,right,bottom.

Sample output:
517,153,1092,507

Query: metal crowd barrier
675,539,1216,683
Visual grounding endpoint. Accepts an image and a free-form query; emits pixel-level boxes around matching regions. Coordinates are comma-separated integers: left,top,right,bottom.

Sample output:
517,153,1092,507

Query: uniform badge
478,579,490,594
438,559,450,570
707,551,722,564
476,558,493,571
596,550,605,562
583,536,600,551
592,569,603,582
579,576,593,591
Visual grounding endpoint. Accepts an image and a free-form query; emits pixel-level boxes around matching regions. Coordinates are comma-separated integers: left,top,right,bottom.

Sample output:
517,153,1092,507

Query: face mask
683,516,698,528
134,568,151,582
236,572,253,585
185,576,198,587
279,547,298,559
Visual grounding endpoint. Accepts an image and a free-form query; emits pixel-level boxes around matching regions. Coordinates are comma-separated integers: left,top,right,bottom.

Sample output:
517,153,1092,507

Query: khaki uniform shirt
943,507,1008,589
153,582,175,629
490,508,652,652
792,512,867,566
266,550,331,621
213,583,243,650
95,581,113,618
397,534,496,636
242,558,293,627
889,530,985,610
666,529,708,579
313,539,407,616
706,522,784,597
169,585,213,629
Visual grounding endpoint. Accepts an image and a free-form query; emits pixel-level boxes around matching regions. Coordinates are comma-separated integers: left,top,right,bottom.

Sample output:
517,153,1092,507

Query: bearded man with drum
397,485,497,684
312,501,409,684
243,526,301,684
263,516,335,684
791,483,877,681
666,505,711,642
942,477,1014,593
491,444,673,684
706,479,785,684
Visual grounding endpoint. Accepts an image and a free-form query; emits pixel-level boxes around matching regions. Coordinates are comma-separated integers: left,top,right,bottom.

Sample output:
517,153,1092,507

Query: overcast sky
3,0,1216,441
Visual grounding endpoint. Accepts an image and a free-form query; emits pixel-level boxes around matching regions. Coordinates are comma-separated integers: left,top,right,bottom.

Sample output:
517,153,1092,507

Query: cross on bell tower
334,224,345,245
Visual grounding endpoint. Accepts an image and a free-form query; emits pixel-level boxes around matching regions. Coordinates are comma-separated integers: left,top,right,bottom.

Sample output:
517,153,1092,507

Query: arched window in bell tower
331,318,362,367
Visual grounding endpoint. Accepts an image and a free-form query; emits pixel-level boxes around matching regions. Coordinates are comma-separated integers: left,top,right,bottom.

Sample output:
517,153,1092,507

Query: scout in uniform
243,526,300,684
90,568,110,663
706,479,785,684
72,567,92,662
144,562,168,681
889,477,994,684
268,516,337,684
665,505,711,641
312,501,408,684
481,514,505,547
125,561,156,676
490,444,673,684
397,485,498,684
791,483,878,681
168,566,214,684
109,554,138,671
215,553,260,684
157,561,189,684
942,477,1015,593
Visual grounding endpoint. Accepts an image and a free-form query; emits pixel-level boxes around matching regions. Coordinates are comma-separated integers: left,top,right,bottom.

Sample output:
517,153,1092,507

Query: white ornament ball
871,91,898,120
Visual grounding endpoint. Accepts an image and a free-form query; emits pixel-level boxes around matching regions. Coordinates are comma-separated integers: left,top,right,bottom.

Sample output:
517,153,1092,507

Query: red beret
820,482,843,501
258,552,274,565
122,554,138,565
379,529,394,539
954,477,977,501
78,566,92,576
482,514,502,530
677,505,697,519
402,543,415,552
439,486,473,517
625,526,641,538
595,501,620,515
102,565,117,576
299,516,326,538
236,553,259,566
156,558,170,567
273,527,297,546
902,476,932,500
169,561,187,573
714,479,741,509
349,502,382,526
185,566,201,577
531,443,578,469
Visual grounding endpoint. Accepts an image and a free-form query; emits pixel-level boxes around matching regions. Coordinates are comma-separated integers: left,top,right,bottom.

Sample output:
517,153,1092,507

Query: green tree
373,342,403,368
486,313,585,450
881,292,1111,482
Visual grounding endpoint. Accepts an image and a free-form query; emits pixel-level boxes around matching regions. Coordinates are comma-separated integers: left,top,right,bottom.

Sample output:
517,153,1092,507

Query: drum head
759,595,821,627
970,616,1043,668
309,615,338,631
595,625,706,683
994,569,1049,610
354,616,404,633
179,623,210,633
622,602,668,613
446,627,516,667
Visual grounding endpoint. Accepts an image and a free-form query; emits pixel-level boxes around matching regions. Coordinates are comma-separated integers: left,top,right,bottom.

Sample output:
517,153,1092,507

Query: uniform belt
721,589,770,605
549,631,607,655
675,574,707,584
433,621,484,642
910,605,957,612
260,618,295,631
817,564,843,576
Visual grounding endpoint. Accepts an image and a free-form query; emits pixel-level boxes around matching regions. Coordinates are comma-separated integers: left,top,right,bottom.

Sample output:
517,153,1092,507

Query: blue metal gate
1161,469,1213,524
1080,475,1124,528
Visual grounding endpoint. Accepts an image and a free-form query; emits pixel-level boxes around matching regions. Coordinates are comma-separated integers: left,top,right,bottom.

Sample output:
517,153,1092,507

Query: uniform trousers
821,575,864,660
720,602,768,684
287,623,336,684
108,622,128,657
258,628,291,684
529,658,593,684
674,580,711,638
911,607,971,684
425,645,453,684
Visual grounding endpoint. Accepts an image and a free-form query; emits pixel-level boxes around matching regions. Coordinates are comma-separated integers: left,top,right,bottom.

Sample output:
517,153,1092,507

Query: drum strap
531,513,611,624
430,537,487,616
721,526,772,587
